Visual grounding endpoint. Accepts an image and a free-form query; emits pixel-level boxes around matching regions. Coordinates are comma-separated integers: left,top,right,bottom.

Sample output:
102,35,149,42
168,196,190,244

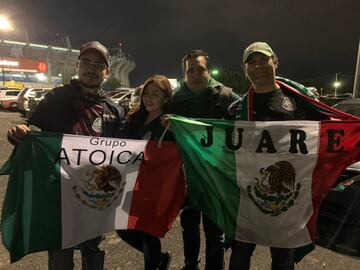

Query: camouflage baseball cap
243,42,275,63
79,41,110,66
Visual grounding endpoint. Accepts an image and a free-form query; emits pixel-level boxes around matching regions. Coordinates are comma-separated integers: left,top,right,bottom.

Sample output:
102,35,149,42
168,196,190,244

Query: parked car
130,86,141,109
110,88,140,113
27,89,52,118
109,91,129,100
316,98,360,256
0,87,20,91
113,91,133,112
0,89,21,110
17,87,52,117
104,89,129,99
332,98,360,117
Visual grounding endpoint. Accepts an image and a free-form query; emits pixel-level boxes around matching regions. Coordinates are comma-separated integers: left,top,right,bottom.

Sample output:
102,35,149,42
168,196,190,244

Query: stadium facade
0,38,135,87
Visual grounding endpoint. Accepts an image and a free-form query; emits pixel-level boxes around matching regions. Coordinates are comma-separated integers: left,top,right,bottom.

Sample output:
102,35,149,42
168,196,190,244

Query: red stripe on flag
127,141,186,237
307,121,360,239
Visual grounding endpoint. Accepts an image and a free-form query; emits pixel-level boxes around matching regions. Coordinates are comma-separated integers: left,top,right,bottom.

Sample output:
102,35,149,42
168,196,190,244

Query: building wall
1,40,136,87
1,39,79,86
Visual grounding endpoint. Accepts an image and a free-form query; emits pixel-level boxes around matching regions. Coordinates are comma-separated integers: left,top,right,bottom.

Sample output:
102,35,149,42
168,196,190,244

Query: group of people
7,40,335,270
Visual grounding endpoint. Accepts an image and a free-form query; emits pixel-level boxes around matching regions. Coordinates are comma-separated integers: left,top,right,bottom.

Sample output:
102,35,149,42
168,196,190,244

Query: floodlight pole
353,38,360,98
1,35,4,86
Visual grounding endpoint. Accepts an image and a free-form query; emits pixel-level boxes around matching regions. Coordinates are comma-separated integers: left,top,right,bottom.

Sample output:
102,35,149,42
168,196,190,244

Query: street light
0,16,14,86
211,69,219,76
333,72,341,98
333,81,341,98
0,16,13,30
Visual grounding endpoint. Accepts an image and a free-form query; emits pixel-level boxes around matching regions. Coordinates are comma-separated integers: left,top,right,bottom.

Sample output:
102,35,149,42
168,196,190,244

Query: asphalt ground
0,110,359,269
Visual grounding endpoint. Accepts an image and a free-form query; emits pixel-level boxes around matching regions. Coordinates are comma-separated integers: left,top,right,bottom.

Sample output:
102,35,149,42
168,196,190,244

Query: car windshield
333,102,360,117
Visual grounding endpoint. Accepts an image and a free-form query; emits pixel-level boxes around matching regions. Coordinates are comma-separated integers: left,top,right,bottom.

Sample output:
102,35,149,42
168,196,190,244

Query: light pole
0,16,13,86
334,72,341,98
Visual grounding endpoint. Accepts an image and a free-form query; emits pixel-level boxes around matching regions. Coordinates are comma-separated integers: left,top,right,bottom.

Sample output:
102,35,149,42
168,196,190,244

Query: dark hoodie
28,79,126,137
172,78,239,119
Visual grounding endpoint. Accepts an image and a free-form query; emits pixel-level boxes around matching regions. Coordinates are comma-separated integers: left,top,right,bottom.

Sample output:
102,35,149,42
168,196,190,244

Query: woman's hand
160,114,171,130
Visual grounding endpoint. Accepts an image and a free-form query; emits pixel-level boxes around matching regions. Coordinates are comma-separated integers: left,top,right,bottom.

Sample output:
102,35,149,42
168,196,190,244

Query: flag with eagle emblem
0,132,186,262
170,115,360,261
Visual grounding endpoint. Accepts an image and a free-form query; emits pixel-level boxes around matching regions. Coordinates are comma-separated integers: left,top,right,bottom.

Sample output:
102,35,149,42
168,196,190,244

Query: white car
110,88,140,112
0,89,21,110
17,87,52,117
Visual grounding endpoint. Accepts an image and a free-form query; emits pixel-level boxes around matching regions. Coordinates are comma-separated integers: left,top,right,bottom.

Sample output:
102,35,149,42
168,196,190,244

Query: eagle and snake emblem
73,165,125,210
247,161,301,216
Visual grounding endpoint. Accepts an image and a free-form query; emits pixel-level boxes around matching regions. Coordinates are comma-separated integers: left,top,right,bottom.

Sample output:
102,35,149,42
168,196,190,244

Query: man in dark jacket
172,49,239,270
7,41,126,270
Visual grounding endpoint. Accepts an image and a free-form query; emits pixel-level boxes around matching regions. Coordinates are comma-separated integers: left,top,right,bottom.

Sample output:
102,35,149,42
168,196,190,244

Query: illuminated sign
0,60,19,67
0,57,48,73
37,62,48,73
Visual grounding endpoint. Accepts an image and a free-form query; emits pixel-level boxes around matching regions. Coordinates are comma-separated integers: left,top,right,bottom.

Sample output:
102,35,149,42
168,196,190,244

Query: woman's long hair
127,75,172,133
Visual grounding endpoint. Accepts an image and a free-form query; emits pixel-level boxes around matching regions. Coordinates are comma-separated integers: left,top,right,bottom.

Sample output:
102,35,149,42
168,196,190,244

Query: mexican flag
170,115,360,260
0,132,186,262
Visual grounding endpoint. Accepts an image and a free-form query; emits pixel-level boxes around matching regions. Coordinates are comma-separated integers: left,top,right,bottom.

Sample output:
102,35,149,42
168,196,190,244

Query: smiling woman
126,74,173,140
116,74,174,269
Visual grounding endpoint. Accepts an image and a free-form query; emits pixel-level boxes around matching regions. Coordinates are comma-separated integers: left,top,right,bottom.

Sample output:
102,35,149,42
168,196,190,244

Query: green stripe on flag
1,132,63,262
170,115,240,239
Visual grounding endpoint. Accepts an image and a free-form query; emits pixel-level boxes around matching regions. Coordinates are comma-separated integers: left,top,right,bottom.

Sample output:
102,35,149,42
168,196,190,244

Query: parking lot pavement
0,110,359,269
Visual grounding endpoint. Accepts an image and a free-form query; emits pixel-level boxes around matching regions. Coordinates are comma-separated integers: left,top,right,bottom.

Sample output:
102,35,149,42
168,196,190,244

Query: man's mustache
85,72,98,78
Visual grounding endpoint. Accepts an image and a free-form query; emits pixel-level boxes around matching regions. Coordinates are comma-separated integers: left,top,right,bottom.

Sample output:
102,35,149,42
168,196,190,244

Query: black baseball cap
79,41,110,66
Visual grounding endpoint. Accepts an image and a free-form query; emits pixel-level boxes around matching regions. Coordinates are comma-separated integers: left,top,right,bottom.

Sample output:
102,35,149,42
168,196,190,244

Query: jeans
117,230,161,270
180,207,225,270
229,240,295,270
48,236,104,270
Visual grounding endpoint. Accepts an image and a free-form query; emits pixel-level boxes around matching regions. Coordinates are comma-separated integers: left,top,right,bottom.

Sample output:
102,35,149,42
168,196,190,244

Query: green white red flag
0,132,186,262
170,115,360,260
237,77,359,121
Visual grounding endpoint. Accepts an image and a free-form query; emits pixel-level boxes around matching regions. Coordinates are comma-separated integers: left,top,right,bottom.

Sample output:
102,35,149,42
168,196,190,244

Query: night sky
1,0,360,89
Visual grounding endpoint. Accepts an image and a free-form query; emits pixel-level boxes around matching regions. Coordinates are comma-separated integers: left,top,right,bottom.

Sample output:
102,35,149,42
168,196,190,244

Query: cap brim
79,48,109,66
243,50,273,63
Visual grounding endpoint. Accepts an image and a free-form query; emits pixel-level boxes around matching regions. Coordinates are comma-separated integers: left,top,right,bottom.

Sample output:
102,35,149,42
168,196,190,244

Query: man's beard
80,80,102,89
80,73,102,89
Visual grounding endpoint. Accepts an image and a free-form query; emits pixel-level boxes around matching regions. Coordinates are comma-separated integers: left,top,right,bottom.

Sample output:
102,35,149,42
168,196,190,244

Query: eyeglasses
78,60,108,71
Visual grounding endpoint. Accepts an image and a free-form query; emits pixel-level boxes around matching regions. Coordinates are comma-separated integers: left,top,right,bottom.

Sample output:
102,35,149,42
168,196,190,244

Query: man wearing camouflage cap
228,41,332,270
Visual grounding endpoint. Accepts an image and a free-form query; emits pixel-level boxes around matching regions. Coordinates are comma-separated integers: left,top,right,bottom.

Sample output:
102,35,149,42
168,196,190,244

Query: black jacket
28,80,126,138
172,79,240,119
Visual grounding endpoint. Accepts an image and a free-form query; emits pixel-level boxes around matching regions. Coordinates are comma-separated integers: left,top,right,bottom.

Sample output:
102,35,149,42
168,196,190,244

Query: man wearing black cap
7,41,126,269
